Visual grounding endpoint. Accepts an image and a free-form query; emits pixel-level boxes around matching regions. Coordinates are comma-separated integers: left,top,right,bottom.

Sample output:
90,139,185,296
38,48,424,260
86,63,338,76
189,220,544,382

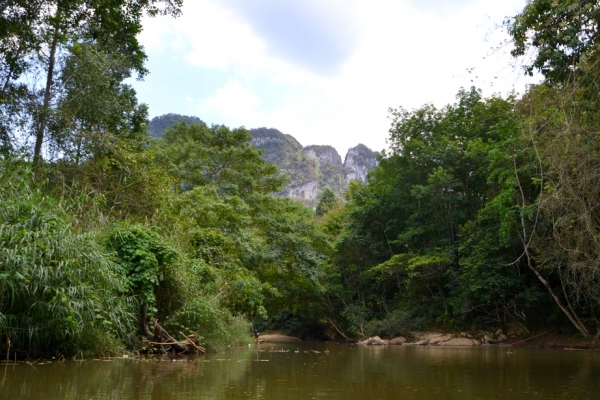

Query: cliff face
344,144,379,184
249,129,379,207
286,180,319,200
304,145,343,168
249,128,319,205
304,145,346,200
249,128,303,156
145,115,378,206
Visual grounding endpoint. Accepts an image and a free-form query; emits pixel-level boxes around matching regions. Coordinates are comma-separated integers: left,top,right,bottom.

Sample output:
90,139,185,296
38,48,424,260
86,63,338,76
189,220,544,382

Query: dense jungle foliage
1,0,600,358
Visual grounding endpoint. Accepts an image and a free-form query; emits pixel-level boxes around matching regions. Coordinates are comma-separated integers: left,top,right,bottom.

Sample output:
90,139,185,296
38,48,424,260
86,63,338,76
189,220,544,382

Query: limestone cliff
304,145,346,199
343,144,379,184
249,128,319,205
249,131,380,207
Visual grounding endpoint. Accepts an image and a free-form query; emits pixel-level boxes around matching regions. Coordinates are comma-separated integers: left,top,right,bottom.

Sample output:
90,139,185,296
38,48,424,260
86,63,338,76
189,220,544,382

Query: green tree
155,123,329,323
509,0,600,82
316,188,338,216
509,1,600,337
52,42,149,162
322,88,543,336
155,122,286,196
512,83,600,337
106,225,178,336
0,0,182,163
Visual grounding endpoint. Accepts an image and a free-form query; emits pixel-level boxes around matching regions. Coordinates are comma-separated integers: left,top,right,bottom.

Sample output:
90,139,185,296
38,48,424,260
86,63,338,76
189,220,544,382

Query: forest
1,0,600,357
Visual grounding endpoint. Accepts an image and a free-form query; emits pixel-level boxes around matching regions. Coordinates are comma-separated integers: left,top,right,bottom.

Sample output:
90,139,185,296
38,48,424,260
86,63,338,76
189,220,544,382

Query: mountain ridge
147,114,379,206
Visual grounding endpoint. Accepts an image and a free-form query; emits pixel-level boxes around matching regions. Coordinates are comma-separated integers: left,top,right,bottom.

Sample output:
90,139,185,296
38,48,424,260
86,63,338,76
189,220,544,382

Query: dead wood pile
142,318,205,355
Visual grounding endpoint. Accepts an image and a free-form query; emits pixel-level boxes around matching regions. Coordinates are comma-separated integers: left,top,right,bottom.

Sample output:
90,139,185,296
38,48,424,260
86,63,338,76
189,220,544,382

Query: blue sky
131,0,536,156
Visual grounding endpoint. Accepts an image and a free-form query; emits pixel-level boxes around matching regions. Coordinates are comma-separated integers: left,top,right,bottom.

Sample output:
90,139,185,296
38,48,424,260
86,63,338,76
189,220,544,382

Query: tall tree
53,42,149,162
322,88,545,336
0,0,39,152
0,0,182,162
509,0,600,337
509,0,600,82
155,122,285,196
154,122,329,320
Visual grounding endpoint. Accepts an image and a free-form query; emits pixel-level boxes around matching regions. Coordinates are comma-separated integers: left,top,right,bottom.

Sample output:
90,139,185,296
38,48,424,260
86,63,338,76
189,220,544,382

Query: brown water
1,342,599,399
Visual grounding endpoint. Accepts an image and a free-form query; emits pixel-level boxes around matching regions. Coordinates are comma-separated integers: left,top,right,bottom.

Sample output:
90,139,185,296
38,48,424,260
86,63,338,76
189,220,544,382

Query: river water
2,342,599,399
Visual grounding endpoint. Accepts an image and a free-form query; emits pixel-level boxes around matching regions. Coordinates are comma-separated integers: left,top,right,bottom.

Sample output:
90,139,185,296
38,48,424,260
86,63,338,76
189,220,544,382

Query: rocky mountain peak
304,145,343,168
249,127,302,150
344,144,379,183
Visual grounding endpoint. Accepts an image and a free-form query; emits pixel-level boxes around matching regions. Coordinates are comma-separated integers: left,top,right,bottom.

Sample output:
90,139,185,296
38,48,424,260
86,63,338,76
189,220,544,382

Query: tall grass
0,161,136,357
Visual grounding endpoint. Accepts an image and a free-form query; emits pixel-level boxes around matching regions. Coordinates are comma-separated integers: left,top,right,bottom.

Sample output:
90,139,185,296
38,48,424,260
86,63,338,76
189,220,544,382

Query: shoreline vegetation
2,1,600,359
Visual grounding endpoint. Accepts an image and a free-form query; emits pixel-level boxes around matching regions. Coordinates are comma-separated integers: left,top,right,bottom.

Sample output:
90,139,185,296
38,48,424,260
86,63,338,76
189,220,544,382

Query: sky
130,0,537,156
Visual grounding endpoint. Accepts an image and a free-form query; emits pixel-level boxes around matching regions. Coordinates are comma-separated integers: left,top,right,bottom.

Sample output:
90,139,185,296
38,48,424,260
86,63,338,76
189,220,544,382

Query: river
2,342,599,399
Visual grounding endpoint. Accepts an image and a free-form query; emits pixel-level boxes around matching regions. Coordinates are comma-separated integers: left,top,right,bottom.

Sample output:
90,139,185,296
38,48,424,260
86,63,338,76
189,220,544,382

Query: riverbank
357,329,599,350
258,329,599,350
504,330,600,350
258,334,302,342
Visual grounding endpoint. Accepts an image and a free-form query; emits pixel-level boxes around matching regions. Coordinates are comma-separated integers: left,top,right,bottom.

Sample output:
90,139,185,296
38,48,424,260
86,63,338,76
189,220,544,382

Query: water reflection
1,343,599,399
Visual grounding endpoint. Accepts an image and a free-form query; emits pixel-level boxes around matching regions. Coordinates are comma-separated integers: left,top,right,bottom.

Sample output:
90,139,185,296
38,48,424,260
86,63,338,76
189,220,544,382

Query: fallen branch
179,331,206,354
153,319,187,352
149,341,188,346
324,315,351,340
507,328,555,347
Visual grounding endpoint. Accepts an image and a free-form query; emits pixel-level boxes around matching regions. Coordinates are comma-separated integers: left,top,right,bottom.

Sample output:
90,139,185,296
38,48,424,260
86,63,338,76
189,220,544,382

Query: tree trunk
513,154,591,337
523,251,590,337
33,17,60,164
141,305,153,338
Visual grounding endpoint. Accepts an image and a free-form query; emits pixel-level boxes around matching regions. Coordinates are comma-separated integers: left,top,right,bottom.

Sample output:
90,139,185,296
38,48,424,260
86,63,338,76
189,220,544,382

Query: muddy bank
258,334,302,342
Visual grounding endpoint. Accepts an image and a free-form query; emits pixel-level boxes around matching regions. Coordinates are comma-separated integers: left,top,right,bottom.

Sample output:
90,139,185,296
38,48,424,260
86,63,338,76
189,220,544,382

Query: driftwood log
141,318,205,354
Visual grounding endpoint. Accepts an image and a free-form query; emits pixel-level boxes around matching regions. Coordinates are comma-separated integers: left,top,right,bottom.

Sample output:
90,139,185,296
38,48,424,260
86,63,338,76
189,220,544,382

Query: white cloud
137,0,536,156
221,0,360,75
138,15,173,53
406,0,478,15
204,79,261,124
182,4,266,70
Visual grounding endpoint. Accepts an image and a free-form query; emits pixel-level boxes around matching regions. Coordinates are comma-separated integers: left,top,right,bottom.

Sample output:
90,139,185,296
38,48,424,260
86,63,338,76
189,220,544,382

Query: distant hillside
147,114,379,207
147,113,205,138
